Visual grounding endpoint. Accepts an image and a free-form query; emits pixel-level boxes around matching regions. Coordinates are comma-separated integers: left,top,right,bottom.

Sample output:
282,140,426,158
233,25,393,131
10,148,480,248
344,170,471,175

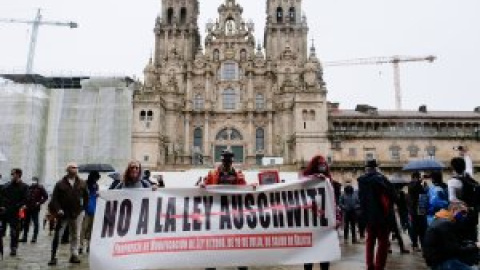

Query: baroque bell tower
154,0,201,63
264,0,309,62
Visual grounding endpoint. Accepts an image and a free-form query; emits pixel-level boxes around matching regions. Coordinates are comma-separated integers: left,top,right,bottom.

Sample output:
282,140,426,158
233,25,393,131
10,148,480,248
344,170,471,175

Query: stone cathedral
133,0,329,168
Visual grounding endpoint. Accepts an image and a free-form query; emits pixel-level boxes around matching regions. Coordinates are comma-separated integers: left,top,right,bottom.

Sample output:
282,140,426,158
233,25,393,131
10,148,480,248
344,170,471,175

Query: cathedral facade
133,0,329,168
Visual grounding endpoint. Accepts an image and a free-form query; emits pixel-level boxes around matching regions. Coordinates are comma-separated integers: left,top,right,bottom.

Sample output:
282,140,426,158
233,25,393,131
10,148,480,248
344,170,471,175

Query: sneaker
48,258,58,266
69,255,81,264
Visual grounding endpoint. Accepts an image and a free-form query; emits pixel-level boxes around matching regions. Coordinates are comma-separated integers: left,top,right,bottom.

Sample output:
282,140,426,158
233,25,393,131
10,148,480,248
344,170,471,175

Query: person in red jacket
302,155,341,270
204,150,246,186
203,150,247,270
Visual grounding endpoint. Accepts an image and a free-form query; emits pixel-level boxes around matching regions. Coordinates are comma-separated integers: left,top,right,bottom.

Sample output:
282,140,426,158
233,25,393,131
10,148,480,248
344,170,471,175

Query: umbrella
78,164,115,173
402,159,445,171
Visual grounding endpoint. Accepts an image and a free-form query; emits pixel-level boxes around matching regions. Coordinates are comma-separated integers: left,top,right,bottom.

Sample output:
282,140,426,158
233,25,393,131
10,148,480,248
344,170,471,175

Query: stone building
133,0,329,168
328,104,480,182
132,0,480,178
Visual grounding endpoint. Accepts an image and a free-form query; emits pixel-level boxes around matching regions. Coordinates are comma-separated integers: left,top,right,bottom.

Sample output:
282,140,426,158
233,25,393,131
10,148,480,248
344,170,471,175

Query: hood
435,209,454,221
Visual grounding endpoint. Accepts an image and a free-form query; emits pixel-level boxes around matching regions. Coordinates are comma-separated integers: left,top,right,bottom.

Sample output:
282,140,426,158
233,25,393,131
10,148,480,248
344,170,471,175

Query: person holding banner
358,159,396,270
116,161,153,189
301,155,339,270
203,150,248,270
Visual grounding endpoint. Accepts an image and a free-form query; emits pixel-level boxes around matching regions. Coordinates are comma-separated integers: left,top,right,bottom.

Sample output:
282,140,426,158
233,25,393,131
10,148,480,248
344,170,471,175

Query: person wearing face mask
47,163,89,265
19,177,48,243
0,168,28,256
423,201,480,270
302,155,341,270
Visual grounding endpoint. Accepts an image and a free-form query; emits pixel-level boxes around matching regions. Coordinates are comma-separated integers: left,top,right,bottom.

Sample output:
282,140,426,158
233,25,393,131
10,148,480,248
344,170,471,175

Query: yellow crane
0,9,78,74
324,55,436,110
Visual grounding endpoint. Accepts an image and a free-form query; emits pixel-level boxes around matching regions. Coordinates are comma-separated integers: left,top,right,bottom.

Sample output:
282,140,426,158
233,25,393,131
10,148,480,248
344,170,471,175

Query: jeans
409,214,427,248
366,224,390,270
343,210,357,242
432,259,472,270
0,217,20,251
51,217,80,259
22,208,40,241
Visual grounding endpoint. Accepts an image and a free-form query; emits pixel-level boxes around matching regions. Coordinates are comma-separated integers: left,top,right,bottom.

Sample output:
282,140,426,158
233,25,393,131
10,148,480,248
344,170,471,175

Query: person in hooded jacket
423,201,479,270
358,159,396,270
302,155,341,270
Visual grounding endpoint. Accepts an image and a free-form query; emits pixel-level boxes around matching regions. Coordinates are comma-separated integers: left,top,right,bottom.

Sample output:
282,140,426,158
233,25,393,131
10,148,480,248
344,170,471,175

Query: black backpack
456,174,480,209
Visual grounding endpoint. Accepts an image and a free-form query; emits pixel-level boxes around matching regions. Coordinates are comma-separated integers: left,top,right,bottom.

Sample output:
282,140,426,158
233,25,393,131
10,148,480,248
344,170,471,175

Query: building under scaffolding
0,74,135,187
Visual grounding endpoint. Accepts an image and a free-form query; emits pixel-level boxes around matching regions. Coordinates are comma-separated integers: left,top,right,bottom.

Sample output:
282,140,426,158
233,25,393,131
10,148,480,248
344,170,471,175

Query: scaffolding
0,75,134,188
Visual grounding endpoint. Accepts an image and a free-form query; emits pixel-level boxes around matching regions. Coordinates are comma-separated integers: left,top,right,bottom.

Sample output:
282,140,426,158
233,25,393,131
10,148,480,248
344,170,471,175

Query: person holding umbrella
79,171,100,254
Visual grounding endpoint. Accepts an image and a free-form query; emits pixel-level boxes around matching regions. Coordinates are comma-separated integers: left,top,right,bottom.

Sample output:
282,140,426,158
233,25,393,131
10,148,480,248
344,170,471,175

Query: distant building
0,74,134,186
328,104,480,182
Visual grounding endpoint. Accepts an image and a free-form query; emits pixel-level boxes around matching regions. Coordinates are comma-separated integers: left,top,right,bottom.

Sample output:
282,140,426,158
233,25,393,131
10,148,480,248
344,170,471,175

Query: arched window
140,110,146,121
167,8,174,24
223,89,236,110
147,110,153,121
256,128,265,151
193,128,203,152
221,62,238,80
180,7,187,24
276,7,283,23
255,94,265,110
216,128,243,141
289,7,296,23
213,49,220,61
194,94,204,110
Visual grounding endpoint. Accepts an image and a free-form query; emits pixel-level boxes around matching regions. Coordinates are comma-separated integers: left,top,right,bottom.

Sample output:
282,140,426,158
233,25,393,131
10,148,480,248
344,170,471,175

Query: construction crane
324,55,436,111
0,9,78,74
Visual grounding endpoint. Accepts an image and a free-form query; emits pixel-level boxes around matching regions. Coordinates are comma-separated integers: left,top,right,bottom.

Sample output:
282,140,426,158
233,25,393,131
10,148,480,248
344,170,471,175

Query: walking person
19,177,48,243
407,171,428,252
302,155,340,270
340,185,359,244
202,150,247,270
0,168,28,256
47,163,89,265
79,171,100,254
358,159,396,270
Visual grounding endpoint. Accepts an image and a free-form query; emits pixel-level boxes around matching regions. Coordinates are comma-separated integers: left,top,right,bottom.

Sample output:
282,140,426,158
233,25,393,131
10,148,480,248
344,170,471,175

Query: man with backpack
407,171,428,252
358,159,396,270
448,157,479,242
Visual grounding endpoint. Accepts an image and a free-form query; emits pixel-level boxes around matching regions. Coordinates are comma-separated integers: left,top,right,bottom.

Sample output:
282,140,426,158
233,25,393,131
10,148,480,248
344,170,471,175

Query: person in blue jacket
427,171,449,224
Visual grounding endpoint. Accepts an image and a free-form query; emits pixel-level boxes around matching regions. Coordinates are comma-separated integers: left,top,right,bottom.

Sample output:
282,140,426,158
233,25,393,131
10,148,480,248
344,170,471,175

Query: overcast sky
0,0,479,111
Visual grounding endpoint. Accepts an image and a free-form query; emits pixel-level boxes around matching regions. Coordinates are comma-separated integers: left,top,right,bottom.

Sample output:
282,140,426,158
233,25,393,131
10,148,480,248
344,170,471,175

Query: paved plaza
0,228,428,270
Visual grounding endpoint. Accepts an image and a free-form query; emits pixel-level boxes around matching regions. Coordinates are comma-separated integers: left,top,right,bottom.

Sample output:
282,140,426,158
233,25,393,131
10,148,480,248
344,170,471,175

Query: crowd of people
0,147,479,270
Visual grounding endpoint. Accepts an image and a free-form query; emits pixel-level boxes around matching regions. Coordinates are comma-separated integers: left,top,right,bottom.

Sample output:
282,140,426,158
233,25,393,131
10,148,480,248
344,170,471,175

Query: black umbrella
402,159,445,172
78,164,115,173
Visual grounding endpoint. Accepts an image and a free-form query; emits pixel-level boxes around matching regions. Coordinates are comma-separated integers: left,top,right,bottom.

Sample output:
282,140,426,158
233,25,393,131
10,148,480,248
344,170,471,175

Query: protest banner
90,179,341,270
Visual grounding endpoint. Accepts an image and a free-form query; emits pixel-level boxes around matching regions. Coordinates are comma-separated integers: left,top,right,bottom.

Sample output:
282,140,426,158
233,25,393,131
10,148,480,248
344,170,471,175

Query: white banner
90,179,341,270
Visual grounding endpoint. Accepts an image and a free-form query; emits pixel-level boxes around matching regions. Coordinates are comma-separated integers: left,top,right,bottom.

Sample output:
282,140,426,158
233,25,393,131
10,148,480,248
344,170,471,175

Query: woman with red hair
302,155,342,270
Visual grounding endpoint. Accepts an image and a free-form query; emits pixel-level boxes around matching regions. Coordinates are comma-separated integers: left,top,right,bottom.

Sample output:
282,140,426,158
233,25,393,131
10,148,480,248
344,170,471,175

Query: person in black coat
0,168,28,256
